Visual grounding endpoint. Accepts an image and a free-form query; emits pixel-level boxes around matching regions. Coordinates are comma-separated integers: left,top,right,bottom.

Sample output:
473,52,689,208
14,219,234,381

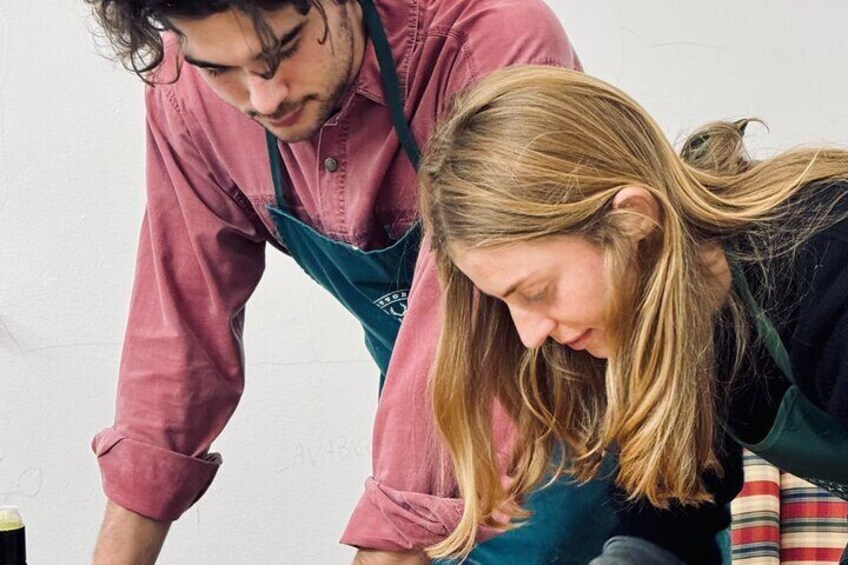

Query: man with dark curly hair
83,1,737,564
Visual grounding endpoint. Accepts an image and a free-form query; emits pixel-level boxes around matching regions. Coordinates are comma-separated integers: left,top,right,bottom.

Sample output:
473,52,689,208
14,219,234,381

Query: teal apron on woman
264,1,618,561
732,264,848,499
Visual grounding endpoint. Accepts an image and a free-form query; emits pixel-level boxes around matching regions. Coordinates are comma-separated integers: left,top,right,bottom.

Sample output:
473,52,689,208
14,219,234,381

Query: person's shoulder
146,34,212,112
781,180,848,313
426,0,561,28
419,0,578,78
144,34,254,145
807,180,848,244
423,0,573,56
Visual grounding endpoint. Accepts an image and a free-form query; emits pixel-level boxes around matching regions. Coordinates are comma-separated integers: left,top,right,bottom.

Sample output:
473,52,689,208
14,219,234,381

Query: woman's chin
582,335,609,359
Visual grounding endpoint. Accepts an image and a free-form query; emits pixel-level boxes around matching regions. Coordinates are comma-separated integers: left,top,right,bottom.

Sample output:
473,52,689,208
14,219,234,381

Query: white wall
1,1,846,563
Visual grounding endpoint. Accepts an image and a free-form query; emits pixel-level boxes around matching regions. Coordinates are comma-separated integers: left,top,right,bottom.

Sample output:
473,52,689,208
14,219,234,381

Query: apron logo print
806,477,848,500
374,290,410,319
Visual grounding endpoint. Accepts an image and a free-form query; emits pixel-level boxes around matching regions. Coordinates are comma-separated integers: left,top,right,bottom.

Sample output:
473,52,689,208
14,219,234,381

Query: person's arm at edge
93,501,171,565
352,549,429,565
601,433,744,564
91,69,266,559
805,221,848,431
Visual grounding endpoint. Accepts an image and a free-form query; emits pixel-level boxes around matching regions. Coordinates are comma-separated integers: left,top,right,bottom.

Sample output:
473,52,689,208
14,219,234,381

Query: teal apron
264,1,618,561
731,264,848,499
264,0,421,386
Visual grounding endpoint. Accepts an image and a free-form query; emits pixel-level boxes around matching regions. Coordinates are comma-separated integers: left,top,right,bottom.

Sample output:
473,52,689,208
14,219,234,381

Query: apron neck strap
359,0,421,170
265,129,286,210
730,262,797,385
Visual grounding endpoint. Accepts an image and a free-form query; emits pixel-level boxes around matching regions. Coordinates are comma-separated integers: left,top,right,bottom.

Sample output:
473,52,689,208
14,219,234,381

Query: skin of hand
92,501,171,565
353,549,431,565
93,502,429,565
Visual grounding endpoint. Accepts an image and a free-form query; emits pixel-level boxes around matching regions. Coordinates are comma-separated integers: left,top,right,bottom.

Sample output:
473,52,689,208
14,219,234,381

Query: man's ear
610,186,660,241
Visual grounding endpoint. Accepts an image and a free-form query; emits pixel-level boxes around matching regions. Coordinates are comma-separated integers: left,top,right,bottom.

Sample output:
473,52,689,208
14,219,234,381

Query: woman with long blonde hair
420,65,848,562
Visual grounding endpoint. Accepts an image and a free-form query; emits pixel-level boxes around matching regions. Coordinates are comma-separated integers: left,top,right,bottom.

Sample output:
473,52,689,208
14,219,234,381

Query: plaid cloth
731,450,848,564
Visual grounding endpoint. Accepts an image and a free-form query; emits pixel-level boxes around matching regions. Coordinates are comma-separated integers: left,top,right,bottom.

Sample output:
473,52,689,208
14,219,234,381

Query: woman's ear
611,186,660,241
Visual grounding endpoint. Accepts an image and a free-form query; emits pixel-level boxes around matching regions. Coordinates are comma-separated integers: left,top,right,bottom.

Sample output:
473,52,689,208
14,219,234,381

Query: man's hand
92,501,171,565
353,549,430,565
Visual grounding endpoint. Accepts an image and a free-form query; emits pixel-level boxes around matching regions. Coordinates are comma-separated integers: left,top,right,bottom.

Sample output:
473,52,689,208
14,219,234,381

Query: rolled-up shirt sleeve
341,240,478,549
92,83,267,521
341,242,520,549
341,0,581,551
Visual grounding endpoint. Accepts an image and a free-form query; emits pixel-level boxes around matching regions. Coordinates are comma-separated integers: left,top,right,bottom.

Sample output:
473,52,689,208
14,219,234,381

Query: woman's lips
565,329,591,350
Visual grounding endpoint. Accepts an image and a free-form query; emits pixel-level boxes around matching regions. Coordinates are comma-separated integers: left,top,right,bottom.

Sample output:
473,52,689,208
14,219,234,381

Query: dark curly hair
85,0,343,83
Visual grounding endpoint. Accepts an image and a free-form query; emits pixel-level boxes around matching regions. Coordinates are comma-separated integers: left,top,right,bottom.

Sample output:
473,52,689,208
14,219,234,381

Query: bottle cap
0,506,25,564
0,508,22,532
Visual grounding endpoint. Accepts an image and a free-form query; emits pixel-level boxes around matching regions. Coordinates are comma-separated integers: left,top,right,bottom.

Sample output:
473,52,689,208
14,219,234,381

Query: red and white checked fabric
731,450,848,564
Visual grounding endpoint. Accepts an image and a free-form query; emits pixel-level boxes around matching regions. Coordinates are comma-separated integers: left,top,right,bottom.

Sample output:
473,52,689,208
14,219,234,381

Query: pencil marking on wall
249,358,371,369
0,318,24,354
0,319,120,355
647,41,722,51
0,464,44,505
0,16,8,178
20,342,121,354
273,436,370,475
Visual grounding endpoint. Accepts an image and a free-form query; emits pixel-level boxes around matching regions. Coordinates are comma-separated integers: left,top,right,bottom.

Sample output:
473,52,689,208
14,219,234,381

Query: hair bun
680,119,760,176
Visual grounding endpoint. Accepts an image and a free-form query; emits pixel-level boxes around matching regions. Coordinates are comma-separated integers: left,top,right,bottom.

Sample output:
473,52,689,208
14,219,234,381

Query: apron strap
360,0,421,170
730,262,797,386
265,129,287,210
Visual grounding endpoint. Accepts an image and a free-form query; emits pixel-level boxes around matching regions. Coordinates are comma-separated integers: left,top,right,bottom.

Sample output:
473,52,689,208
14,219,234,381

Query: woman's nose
511,307,557,349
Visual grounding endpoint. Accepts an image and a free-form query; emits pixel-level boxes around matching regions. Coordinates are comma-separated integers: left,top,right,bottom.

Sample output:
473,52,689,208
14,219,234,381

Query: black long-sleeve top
612,183,848,564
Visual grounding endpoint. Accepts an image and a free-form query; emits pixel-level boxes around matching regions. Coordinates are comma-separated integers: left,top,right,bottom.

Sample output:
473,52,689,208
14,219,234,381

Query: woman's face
451,236,612,358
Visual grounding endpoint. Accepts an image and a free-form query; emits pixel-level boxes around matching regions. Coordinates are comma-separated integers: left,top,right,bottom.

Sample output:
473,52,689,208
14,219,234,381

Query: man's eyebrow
183,54,229,69
266,21,306,54
182,22,306,69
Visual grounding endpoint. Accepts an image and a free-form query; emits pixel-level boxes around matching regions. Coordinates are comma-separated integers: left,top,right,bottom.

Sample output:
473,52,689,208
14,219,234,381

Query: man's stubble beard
275,10,358,143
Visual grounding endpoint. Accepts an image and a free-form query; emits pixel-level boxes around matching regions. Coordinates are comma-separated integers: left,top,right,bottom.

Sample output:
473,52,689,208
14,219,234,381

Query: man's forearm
353,549,430,565
93,500,171,565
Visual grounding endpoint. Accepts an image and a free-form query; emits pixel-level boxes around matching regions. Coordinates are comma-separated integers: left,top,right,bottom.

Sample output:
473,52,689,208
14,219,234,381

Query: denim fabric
589,536,686,565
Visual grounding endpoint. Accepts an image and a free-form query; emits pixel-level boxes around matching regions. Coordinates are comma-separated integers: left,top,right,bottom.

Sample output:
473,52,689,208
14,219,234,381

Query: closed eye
185,22,304,79
277,38,301,61
522,286,549,304
203,66,228,78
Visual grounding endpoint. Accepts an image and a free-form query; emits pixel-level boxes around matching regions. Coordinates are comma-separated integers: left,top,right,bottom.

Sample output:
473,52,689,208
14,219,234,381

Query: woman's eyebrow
496,278,527,300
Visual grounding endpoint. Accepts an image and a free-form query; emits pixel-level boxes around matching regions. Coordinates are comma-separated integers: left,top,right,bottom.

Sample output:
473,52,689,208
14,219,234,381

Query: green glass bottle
0,507,26,565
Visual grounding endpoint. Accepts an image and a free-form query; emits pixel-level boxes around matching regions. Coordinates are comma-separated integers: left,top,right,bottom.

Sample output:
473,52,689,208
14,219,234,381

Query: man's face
171,2,364,142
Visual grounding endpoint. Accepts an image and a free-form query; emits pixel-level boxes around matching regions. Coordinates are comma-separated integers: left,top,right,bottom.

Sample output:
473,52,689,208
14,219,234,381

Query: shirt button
324,157,339,172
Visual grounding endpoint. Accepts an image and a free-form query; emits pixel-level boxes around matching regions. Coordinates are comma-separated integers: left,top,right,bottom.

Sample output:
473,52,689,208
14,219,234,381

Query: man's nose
248,73,290,116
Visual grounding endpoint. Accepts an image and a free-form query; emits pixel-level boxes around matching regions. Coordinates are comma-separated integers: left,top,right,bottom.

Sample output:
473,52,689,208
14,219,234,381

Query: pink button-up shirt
91,0,580,550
